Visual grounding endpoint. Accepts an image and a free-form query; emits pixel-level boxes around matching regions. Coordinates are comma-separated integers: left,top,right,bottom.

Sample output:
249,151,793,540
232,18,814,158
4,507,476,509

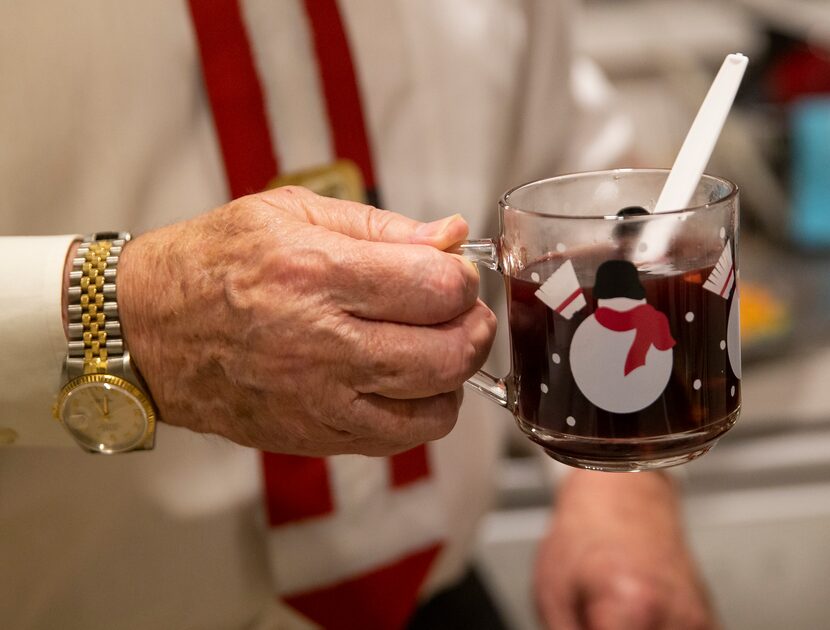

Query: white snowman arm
535,259,588,320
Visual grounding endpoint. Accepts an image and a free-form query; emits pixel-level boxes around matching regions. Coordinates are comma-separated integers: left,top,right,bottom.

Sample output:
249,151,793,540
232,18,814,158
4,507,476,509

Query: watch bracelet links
66,232,130,375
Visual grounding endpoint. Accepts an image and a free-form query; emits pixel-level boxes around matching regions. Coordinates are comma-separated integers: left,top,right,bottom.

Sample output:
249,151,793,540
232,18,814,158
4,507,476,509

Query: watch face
59,379,150,453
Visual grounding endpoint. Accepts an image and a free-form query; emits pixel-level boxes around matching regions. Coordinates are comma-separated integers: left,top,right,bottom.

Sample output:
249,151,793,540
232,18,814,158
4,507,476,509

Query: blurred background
473,1,830,628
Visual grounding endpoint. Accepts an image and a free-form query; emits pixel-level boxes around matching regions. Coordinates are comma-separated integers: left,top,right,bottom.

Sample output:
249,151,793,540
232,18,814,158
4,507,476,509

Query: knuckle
449,306,496,378
277,184,314,199
608,575,665,627
425,254,469,307
459,336,481,379
263,185,318,218
434,335,475,390
484,301,498,325
425,392,461,440
364,206,395,240
478,302,498,340
361,332,404,378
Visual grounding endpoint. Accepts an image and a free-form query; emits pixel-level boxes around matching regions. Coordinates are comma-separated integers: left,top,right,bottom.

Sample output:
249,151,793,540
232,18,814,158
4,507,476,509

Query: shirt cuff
0,235,81,447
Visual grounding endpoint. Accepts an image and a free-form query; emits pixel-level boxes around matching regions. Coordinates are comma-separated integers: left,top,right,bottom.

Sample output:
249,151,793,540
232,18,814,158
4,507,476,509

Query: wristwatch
54,232,157,453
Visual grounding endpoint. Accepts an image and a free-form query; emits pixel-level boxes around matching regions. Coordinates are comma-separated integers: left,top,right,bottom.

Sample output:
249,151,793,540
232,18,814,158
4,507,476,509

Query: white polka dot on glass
531,272,540,283
685,312,695,322
566,416,576,427
720,340,726,350
540,383,549,394
552,353,561,364
731,385,736,397
637,242,648,253
693,379,702,390
556,242,567,253
720,227,726,240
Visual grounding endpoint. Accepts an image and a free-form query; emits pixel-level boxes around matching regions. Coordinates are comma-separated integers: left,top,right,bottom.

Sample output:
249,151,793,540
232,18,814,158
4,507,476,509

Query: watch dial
61,382,149,453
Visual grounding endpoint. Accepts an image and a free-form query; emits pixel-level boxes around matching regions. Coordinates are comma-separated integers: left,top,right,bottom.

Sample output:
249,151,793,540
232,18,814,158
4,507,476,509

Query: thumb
409,213,470,249
276,187,469,249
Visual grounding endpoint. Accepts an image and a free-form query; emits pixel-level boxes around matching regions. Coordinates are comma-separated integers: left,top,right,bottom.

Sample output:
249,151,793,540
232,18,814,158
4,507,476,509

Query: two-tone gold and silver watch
54,232,157,453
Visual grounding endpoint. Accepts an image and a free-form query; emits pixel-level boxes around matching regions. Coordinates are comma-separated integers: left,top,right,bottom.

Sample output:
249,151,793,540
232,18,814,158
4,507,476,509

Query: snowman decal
704,239,740,379
536,259,676,413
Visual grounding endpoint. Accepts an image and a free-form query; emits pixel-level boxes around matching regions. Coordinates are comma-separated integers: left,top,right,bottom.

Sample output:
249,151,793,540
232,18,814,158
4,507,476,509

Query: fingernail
415,214,461,240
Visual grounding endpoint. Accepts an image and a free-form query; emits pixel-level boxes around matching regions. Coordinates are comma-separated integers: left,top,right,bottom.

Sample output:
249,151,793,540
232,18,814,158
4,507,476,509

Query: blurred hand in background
535,470,717,630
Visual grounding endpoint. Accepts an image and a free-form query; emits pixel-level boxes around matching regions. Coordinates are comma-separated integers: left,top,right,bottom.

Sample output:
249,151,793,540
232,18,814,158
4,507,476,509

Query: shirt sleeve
0,235,80,447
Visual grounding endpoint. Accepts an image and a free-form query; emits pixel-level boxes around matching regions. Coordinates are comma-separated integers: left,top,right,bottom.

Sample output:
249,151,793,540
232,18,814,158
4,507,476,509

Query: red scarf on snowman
595,304,676,375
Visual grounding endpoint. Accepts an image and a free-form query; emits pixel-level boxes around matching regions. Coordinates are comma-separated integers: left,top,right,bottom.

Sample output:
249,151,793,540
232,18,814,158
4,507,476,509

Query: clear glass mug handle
458,239,509,408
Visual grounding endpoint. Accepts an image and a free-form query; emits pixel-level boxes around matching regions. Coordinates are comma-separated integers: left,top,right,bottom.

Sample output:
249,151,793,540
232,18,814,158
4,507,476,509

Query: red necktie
187,1,442,627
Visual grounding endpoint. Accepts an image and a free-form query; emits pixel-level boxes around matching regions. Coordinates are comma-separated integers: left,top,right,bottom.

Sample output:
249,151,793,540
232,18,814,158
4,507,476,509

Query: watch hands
90,392,108,418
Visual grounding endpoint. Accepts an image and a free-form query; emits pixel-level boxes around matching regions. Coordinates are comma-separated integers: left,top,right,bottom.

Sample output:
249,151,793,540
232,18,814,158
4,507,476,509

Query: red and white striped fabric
187,1,446,627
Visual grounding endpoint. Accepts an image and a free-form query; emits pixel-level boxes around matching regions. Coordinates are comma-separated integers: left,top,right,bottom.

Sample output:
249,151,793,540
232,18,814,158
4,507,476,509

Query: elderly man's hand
535,470,718,630
117,186,495,456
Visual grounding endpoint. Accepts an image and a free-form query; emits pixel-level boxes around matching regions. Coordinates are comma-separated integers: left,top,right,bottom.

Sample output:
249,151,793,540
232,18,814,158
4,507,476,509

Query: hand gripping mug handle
458,239,509,408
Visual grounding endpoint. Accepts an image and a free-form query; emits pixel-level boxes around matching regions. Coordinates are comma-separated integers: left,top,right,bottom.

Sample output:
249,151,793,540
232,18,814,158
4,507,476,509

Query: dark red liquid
507,255,741,464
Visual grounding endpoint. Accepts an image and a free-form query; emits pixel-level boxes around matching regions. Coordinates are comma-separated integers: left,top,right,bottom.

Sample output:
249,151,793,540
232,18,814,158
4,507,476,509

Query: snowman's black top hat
594,259,645,300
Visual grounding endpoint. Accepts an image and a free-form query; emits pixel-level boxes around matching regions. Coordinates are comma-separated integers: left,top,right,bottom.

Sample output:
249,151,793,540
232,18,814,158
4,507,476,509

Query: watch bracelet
66,232,131,376
59,232,158,453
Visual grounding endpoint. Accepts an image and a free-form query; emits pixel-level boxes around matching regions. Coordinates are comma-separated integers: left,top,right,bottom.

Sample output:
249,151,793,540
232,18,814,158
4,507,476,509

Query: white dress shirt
0,1,629,627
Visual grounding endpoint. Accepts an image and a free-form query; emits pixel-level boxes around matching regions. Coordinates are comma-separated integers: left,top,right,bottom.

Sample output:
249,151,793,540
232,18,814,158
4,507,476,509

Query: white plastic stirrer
635,53,748,262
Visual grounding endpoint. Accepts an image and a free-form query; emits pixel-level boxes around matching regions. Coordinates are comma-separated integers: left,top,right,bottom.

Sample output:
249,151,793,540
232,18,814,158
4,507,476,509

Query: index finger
260,186,469,249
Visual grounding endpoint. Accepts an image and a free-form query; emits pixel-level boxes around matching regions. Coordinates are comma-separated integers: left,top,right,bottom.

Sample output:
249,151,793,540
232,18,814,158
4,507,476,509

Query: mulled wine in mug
462,169,741,471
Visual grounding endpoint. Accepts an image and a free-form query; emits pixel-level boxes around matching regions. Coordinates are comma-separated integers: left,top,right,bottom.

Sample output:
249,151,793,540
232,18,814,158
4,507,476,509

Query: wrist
117,234,156,380
117,227,186,430
557,470,680,523
116,236,142,345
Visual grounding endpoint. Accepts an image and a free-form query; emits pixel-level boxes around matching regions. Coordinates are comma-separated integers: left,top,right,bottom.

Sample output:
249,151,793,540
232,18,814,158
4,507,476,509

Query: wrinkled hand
535,471,718,630
117,186,496,456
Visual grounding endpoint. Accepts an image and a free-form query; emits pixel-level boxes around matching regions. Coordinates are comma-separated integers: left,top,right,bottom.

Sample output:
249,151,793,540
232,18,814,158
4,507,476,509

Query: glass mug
462,169,741,471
